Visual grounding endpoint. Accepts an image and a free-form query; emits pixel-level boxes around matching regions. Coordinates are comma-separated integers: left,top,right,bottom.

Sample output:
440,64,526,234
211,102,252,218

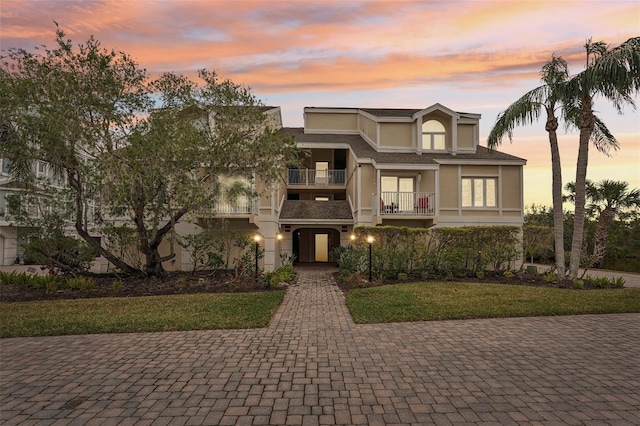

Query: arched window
422,120,446,150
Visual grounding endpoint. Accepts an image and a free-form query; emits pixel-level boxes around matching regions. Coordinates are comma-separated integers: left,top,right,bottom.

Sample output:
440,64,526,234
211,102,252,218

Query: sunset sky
1,0,639,207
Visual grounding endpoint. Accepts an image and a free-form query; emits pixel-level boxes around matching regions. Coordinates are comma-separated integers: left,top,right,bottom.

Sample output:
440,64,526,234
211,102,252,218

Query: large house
0,104,526,272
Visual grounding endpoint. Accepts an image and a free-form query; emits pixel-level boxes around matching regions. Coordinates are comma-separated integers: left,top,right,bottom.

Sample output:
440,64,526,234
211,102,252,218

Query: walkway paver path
1,270,639,425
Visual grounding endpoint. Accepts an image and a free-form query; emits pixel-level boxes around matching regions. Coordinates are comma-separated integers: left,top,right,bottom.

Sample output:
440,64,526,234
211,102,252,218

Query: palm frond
486,85,548,149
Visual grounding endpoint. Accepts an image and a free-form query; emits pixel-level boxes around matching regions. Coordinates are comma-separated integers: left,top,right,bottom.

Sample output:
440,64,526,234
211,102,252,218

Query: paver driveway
1,270,639,425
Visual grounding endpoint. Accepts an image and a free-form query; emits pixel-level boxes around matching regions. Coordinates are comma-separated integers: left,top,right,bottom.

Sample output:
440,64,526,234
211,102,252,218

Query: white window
422,120,446,151
381,176,414,212
1,158,10,174
36,161,47,178
315,161,329,184
462,178,497,207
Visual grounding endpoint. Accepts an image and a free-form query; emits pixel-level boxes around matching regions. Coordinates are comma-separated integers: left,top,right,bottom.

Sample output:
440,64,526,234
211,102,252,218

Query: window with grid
421,120,446,150
461,177,497,207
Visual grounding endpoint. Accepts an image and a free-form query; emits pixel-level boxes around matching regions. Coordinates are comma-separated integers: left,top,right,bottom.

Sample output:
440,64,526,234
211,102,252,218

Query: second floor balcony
196,197,258,218
374,192,436,216
287,168,346,186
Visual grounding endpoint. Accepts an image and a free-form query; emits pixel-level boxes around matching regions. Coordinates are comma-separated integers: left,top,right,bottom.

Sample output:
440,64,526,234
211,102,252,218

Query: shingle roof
280,128,525,164
280,200,353,220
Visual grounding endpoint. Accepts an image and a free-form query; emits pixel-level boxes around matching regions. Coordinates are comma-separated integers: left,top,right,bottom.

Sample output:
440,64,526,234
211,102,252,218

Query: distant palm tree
566,180,640,268
565,37,640,278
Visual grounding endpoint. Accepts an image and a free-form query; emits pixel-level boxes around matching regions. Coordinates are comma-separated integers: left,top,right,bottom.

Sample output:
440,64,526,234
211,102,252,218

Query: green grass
0,291,284,338
345,282,640,324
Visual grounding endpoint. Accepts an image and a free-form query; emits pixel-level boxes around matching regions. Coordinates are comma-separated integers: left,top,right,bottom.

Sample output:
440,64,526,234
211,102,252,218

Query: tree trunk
545,108,565,277
68,169,140,276
592,206,615,268
569,95,595,278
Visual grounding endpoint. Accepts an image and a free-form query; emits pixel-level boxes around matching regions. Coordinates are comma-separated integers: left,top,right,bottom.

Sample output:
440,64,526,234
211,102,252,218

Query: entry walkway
1,271,639,425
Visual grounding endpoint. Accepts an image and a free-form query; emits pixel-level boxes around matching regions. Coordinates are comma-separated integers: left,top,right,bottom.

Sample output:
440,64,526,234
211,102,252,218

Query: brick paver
1,270,639,425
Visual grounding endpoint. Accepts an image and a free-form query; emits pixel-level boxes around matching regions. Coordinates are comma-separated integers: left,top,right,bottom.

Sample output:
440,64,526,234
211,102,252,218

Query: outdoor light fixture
350,234,356,241
367,235,374,282
276,233,283,241
254,235,261,278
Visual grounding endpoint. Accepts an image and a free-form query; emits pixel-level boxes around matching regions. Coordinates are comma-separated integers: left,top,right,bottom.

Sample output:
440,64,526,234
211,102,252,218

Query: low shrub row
336,225,521,282
0,271,95,294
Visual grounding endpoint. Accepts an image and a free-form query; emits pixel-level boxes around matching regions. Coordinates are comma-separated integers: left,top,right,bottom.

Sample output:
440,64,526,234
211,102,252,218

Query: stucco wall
438,165,459,209
457,124,475,149
379,122,412,148
305,112,358,132
359,115,377,143
501,166,522,210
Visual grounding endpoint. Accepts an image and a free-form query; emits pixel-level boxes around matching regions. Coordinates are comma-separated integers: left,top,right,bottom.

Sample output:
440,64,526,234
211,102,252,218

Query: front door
315,234,329,262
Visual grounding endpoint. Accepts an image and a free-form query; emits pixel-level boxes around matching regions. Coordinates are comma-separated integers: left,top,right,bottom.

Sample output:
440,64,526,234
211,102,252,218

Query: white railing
287,169,346,186
375,192,435,216
198,197,257,216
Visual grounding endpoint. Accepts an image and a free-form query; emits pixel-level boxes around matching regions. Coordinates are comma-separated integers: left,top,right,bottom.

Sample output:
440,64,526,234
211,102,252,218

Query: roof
280,200,353,220
280,128,525,165
304,106,479,119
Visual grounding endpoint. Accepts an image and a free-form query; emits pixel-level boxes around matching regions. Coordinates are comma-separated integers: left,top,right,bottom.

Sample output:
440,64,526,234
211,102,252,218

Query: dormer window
422,120,446,150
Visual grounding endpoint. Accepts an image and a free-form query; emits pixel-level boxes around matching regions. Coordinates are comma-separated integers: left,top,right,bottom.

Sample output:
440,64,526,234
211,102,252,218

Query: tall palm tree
488,56,569,277
566,37,640,278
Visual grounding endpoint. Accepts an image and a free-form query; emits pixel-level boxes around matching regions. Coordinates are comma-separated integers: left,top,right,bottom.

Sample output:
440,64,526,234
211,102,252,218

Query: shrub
260,265,295,288
111,279,124,293
397,272,408,281
611,276,626,288
591,276,611,289
573,279,584,289
543,272,557,283
503,270,515,279
66,277,95,291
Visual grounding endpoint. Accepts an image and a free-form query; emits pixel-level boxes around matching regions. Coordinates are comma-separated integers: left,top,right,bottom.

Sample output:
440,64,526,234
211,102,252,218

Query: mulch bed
333,270,604,292
0,270,278,303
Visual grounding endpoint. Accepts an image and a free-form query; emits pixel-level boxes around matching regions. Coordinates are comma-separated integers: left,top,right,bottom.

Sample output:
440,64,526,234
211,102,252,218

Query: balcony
197,198,257,216
287,169,346,186
374,192,436,217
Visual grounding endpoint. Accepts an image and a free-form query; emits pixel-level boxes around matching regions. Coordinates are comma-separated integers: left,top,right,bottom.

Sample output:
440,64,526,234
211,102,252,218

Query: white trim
279,219,354,225
303,129,359,135
297,142,351,150
412,103,461,120
435,159,527,166
304,107,359,114
436,216,524,225
374,164,439,171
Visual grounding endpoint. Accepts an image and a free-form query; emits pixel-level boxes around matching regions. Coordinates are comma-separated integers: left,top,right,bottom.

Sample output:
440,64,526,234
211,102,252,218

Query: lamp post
254,235,261,278
276,233,283,267
367,235,374,282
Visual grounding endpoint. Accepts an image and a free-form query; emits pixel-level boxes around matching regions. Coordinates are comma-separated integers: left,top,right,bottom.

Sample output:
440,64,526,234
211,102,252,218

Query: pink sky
2,0,639,207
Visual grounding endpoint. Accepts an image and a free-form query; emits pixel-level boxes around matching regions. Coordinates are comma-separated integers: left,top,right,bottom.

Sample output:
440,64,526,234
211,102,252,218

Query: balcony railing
287,169,346,186
375,192,435,216
197,198,257,217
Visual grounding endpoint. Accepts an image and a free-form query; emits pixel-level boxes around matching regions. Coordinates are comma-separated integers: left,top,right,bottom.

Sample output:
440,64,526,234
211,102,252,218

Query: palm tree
488,56,569,277
566,37,640,278
567,180,640,268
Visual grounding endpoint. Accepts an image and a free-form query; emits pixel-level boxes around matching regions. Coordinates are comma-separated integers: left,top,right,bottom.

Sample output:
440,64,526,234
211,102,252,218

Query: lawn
0,291,285,338
345,282,640,323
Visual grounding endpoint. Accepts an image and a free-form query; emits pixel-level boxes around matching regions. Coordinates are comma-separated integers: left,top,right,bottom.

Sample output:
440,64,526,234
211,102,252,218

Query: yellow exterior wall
305,112,358,132
360,164,375,208
461,210,500,217
457,124,475,149
418,170,436,193
379,122,412,148
460,165,498,175
501,166,522,209
439,165,459,209
359,115,377,143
